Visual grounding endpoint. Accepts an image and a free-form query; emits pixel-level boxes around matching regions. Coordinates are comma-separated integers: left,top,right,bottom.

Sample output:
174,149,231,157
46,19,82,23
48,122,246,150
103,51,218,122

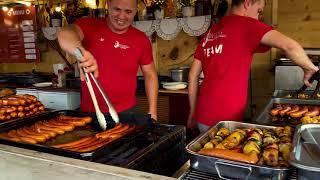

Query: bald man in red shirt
58,0,158,122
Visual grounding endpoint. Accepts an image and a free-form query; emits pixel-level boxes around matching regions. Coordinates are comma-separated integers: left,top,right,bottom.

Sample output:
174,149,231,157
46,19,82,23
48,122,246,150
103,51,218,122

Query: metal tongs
294,70,320,98
74,48,119,130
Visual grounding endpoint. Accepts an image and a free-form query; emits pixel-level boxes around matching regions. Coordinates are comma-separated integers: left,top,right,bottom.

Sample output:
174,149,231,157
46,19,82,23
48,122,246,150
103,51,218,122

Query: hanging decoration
132,15,211,40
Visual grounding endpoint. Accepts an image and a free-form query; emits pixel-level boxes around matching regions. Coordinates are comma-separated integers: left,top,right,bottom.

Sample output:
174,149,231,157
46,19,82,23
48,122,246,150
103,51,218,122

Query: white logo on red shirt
114,41,130,49
203,44,223,58
202,30,226,47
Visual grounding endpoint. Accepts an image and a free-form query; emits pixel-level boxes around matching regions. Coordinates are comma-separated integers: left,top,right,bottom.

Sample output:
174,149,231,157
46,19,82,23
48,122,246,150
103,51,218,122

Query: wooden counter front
136,88,189,126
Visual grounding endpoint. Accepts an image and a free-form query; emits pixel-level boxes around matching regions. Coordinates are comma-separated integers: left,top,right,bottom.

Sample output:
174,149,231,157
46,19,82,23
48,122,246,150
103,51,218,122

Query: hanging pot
170,66,190,82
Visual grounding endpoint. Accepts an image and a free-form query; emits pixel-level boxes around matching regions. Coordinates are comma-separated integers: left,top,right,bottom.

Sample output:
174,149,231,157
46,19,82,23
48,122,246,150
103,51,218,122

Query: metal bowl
170,66,190,82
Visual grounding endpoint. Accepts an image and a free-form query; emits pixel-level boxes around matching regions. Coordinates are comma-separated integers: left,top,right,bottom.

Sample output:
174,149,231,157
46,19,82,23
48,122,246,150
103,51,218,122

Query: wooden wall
156,32,198,76
277,0,320,48
1,0,319,119
0,48,69,73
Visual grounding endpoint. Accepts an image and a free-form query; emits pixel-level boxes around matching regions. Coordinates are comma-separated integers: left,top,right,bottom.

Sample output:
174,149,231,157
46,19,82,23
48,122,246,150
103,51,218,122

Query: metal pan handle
214,160,252,180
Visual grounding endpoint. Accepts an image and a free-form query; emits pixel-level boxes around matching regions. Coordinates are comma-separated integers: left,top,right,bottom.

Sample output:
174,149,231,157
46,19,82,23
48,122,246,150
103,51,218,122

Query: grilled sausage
5,115,11,120
107,125,136,138
285,105,299,115
304,106,320,117
33,124,57,138
7,130,38,144
75,138,111,152
19,136,38,144
279,105,292,117
0,115,5,121
270,106,283,116
16,128,47,143
95,124,130,139
35,122,65,135
58,115,92,124
0,108,6,114
61,137,99,150
7,97,27,106
17,111,25,118
0,133,21,142
42,121,71,132
29,103,35,109
24,106,30,111
17,106,24,112
198,148,259,164
23,127,51,140
289,106,308,118
10,112,17,118
38,105,45,111
23,94,38,103
55,118,86,127
51,136,96,148
46,120,75,132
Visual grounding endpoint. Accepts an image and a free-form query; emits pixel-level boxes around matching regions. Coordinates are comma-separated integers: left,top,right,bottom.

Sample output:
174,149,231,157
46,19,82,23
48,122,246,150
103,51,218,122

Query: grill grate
181,169,220,180
181,168,298,180
93,124,187,176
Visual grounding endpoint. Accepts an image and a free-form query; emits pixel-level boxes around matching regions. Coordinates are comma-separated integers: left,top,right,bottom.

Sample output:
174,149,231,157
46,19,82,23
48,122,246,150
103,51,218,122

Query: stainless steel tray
273,90,319,99
290,124,320,180
186,121,289,180
254,98,320,126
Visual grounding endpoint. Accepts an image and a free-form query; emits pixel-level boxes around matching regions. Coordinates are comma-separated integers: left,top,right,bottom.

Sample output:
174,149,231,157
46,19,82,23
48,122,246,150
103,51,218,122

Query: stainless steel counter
0,144,175,180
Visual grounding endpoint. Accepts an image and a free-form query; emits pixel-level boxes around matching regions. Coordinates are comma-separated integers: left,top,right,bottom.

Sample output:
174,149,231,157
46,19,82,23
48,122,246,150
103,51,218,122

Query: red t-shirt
75,18,153,113
193,14,273,126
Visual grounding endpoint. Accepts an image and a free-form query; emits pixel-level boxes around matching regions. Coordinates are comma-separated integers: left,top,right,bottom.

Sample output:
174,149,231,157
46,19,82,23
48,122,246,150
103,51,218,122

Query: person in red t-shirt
57,0,158,122
188,0,319,133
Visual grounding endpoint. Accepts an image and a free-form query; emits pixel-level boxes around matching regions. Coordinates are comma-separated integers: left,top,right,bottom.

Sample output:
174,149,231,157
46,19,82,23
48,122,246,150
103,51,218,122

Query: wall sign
0,5,40,63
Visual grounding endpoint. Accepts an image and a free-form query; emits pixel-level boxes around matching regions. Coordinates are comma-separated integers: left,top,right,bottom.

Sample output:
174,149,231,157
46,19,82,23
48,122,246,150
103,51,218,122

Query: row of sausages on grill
270,103,320,118
0,116,92,144
0,115,136,153
51,124,136,153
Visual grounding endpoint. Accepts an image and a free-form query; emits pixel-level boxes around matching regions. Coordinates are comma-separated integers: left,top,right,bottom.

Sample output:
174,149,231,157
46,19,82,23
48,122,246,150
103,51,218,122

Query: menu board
0,5,40,63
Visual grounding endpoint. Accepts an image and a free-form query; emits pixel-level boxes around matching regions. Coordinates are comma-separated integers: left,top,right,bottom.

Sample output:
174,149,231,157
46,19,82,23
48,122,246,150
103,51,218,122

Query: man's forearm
57,26,82,54
145,72,159,118
188,76,198,118
283,40,318,72
261,30,318,72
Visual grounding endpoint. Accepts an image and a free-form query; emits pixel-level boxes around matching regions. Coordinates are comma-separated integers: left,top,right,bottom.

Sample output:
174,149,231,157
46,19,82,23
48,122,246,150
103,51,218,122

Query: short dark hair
231,0,261,7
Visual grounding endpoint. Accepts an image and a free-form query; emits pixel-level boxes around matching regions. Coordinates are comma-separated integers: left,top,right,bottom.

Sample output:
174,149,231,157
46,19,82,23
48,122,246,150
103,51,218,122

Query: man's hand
187,113,196,129
75,48,99,81
149,113,157,122
303,68,319,87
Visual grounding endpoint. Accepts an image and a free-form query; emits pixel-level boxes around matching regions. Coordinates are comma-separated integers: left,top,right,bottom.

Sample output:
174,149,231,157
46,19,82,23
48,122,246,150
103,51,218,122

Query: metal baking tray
290,124,320,180
0,110,140,161
186,121,289,180
254,98,320,126
273,90,320,99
